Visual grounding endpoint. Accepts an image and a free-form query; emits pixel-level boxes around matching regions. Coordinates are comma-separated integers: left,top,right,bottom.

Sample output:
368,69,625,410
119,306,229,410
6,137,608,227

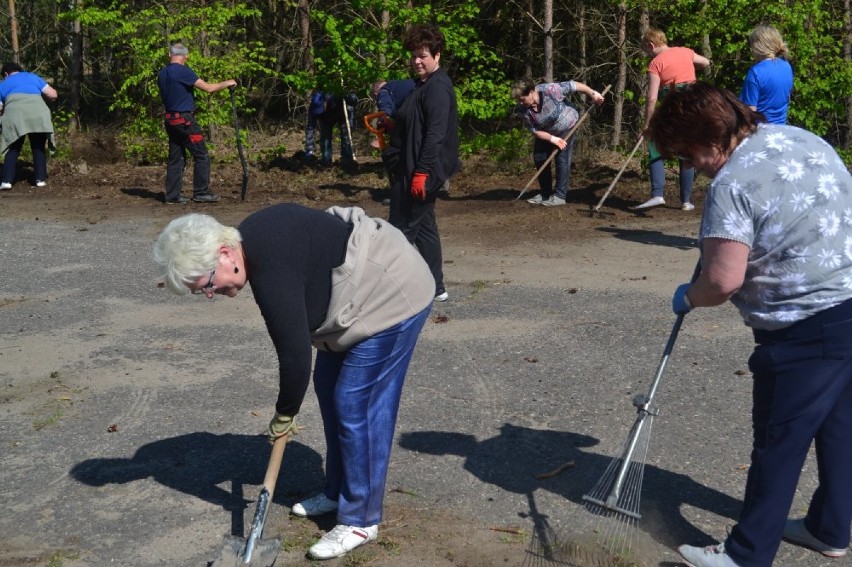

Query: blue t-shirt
0,72,47,103
700,124,852,330
157,63,199,112
739,58,793,125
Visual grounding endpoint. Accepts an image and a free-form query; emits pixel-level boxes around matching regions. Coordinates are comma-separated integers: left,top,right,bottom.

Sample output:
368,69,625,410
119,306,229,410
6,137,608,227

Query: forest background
1,0,851,165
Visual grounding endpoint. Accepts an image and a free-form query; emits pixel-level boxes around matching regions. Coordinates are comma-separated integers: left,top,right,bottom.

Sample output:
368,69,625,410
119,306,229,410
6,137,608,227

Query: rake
580,262,701,554
585,135,644,219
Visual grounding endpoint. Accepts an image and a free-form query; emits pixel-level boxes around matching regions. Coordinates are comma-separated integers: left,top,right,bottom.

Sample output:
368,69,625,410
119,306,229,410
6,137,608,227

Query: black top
238,204,350,416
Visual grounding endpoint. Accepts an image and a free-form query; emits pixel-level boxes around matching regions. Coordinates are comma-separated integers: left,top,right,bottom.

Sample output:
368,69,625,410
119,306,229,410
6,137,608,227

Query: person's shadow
69,432,325,539
399,424,741,552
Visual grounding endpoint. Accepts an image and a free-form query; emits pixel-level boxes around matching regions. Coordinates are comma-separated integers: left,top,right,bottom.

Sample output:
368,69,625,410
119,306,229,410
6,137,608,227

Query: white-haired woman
153,203,434,560
740,24,794,124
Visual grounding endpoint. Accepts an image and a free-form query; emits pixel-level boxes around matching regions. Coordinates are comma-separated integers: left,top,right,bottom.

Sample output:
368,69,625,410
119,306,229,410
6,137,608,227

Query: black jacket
385,68,460,193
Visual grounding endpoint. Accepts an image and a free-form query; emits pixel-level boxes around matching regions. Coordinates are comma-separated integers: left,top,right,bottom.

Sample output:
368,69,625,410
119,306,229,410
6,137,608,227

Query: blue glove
672,283,693,314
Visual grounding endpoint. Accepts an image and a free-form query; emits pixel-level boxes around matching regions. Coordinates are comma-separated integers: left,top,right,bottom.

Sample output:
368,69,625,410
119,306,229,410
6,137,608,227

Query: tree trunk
8,0,19,64
611,1,627,147
578,0,586,77
525,0,534,78
543,0,553,81
299,0,312,72
69,0,83,131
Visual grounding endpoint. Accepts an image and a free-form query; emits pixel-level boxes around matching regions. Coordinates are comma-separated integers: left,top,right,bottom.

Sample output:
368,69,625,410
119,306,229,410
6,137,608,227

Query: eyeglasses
193,268,216,295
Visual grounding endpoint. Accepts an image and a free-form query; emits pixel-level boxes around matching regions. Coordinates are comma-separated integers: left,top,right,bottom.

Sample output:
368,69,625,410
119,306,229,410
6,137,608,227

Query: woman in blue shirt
740,25,794,125
0,62,57,189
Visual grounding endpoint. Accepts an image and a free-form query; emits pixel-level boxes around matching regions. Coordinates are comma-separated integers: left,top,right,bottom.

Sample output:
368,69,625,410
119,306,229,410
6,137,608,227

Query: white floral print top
700,124,852,330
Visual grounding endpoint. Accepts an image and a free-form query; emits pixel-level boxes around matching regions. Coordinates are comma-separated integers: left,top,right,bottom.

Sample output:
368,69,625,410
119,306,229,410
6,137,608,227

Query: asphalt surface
0,214,848,566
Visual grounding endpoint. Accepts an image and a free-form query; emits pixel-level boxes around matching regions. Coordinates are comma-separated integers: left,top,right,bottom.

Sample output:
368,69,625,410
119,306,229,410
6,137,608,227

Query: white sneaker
35,180,47,188
290,493,338,517
678,543,741,567
308,524,378,559
633,195,666,210
434,291,449,302
0,182,11,190
541,195,567,207
526,194,544,205
682,202,695,211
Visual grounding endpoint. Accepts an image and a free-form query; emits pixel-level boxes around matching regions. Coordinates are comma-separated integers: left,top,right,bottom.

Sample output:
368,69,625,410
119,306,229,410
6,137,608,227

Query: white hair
169,43,189,57
152,213,242,294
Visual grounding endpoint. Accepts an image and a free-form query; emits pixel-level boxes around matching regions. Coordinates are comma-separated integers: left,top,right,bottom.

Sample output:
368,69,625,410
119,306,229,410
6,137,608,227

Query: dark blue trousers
725,299,852,567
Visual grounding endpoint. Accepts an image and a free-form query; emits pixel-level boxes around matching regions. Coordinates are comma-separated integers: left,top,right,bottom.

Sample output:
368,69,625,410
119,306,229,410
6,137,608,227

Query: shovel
229,86,250,202
211,434,287,567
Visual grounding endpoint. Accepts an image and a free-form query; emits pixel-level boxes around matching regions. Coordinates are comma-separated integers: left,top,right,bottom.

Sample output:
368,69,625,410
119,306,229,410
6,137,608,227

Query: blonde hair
153,213,242,294
642,29,667,47
749,25,788,60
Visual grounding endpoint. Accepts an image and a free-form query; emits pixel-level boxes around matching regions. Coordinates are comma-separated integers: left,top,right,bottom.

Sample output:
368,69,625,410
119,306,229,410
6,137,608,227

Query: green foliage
460,129,528,161
631,0,850,141
62,1,276,161
283,0,507,122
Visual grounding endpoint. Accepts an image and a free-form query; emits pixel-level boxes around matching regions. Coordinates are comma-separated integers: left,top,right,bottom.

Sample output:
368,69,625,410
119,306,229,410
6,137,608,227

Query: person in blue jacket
0,62,58,190
739,25,793,125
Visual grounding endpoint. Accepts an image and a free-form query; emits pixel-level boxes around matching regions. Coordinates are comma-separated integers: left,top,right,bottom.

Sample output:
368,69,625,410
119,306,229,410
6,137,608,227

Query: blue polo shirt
157,63,199,112
0,72,47,103
739,58,794,125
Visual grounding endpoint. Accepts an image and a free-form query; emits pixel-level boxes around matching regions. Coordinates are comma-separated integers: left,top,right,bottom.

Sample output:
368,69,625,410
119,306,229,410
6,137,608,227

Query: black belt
165,111,193,118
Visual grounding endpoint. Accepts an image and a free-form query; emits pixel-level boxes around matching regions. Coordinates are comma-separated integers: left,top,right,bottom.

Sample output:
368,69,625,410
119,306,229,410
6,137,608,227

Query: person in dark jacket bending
384,24,459,302
153,204,434,560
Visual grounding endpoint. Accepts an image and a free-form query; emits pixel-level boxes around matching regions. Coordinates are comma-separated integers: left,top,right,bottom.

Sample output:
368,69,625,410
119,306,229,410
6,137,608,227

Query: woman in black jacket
385,24,460,302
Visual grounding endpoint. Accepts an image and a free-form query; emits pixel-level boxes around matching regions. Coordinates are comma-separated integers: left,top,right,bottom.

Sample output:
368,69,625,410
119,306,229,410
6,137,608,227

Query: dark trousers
164,112,210,200
388,176,444,294
3,133,48,184
725,299,852,567
533,135,575,200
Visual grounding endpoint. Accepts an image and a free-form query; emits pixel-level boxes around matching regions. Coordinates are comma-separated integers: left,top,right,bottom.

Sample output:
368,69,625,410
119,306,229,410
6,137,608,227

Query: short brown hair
648,82,762,159
510,78,536,99
404,24,445,56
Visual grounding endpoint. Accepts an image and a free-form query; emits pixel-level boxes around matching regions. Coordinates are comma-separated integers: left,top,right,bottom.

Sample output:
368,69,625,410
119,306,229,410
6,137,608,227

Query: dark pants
3,133,48,184
164,112,210,200
388,174,444,295
724,299,852,567
533,135,575,200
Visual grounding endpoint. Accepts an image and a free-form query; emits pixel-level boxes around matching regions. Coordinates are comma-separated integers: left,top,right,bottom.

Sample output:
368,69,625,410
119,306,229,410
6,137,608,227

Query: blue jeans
649,157,694,204
312,306,431,527
724,299,852,567
533,135,575,200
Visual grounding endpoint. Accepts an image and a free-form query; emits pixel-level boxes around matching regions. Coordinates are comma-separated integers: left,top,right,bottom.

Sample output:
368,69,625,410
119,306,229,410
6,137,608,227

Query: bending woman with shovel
153,203,434,561
649,82,852,567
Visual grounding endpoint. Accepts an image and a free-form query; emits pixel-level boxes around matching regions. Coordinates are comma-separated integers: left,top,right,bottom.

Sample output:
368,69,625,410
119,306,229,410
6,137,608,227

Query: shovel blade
211,534,281,567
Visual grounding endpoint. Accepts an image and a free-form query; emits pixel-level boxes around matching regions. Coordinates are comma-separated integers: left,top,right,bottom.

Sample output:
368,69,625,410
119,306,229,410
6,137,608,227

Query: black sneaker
165,196,190,204
192,193,220,203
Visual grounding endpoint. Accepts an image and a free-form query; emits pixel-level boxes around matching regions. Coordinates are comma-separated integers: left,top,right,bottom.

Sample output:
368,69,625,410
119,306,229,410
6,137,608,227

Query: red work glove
411,172,428,200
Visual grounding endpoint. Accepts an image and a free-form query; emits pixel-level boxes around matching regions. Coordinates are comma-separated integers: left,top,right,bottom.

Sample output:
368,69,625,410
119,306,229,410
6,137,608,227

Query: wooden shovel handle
263,434,287,499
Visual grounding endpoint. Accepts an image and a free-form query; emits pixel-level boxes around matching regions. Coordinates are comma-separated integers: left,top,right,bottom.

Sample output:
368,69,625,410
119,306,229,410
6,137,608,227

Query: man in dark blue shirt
157,43,236,204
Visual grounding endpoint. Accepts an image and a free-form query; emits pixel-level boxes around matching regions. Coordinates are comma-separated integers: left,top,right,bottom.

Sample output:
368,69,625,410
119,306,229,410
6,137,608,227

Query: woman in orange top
634,29,710,211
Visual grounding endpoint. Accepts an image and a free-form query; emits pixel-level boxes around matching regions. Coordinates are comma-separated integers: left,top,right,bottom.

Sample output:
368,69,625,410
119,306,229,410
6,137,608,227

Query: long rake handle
591,134,644,213
598,261,702,512
516,84,612,200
